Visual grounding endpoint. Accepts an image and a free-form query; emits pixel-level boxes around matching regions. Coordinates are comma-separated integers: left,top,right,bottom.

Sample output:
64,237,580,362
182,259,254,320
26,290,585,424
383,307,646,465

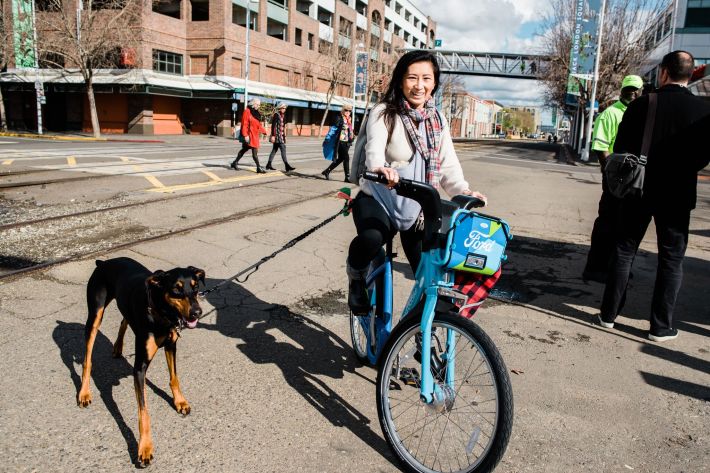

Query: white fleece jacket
363,103,470,197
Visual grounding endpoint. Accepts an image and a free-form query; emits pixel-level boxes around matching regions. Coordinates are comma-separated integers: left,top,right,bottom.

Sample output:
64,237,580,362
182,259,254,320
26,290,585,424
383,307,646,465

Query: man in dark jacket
598,50,710,342
266,102,295,172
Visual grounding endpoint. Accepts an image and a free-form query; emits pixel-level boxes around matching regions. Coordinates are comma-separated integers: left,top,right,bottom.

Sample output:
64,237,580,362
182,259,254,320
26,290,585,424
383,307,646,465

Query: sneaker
648,328,678,342
596,314,615,329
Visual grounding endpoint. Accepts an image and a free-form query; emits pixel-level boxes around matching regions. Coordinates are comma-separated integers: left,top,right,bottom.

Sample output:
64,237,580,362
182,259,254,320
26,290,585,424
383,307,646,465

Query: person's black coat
270,112,286,144
615,84,710,211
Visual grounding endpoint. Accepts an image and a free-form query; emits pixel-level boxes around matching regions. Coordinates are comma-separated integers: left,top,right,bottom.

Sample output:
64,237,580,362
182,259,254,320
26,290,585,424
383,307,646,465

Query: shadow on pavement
200,280,398,467
52,320,174,467
490,234,710,399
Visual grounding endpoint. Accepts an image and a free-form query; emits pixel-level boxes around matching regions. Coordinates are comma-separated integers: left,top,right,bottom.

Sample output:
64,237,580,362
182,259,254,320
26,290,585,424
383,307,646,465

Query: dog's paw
174,399,191,416
77,390,92,407
137,440,154,467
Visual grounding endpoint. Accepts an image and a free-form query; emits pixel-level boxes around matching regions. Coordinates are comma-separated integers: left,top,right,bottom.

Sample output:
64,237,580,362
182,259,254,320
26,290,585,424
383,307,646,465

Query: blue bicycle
349,172,514,473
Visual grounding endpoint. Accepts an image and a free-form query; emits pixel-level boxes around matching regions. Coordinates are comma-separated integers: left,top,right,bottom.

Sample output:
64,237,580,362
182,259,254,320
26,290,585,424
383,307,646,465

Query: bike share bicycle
349,172,514,473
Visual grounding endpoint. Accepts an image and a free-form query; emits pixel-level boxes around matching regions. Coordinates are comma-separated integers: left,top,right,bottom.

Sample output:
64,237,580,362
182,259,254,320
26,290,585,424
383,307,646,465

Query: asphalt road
0,135,708,472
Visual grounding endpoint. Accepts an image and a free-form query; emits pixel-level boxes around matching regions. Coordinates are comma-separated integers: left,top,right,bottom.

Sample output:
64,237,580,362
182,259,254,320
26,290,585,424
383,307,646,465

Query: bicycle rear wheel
376,311,513,473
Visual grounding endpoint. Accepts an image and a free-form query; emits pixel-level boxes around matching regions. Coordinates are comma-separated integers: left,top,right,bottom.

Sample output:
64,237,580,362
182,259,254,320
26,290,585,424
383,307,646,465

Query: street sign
434,39,442,47
234,87,245,93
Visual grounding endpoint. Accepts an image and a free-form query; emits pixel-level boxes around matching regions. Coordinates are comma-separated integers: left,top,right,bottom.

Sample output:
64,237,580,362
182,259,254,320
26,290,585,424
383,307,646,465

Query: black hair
660,50,695,82
379,50,441,131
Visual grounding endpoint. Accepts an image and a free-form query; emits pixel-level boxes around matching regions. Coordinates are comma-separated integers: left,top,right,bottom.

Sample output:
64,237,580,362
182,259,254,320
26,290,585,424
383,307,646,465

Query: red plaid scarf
453,268,502,318
399,98,443,189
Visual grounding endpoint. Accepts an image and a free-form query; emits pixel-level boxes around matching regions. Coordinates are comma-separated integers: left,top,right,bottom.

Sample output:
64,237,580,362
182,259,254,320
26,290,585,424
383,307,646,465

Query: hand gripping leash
196,189,353,311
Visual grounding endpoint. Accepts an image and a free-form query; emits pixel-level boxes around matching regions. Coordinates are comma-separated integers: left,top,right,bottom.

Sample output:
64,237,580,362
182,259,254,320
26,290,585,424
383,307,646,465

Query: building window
393,24,401,36
233,5,259,30
189,0,208,21
403,31,410,42
296,0,310,15
394,2,401,14
267,18,288,41
339,0,349,5
404,9,410,21
153,50,183,75
339,17,353,37
686,4,710,27
308,33,315,50
355,0,366,15
270,0,288,8
384,18,391,30
152,0,180,18
295,28,303,46
317,7,332,26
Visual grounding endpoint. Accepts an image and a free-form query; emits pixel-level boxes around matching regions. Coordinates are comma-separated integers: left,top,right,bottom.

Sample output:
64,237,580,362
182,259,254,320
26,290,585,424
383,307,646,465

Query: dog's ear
188,266,206,286
146,270,166,288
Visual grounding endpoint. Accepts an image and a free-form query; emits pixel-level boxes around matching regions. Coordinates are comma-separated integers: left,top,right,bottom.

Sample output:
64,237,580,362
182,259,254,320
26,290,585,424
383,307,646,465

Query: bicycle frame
359,234,458,404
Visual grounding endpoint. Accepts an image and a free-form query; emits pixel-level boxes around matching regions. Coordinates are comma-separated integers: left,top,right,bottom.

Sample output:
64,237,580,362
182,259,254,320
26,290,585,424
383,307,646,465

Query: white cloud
413,0,553,104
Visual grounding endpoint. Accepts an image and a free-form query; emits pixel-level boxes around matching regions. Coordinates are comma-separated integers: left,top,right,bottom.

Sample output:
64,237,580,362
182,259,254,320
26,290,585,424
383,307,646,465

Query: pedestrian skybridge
433,50,549,79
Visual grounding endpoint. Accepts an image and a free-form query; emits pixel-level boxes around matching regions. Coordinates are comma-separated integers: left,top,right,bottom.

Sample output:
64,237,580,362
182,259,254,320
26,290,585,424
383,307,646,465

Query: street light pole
31,0,43,134
244,1,259,108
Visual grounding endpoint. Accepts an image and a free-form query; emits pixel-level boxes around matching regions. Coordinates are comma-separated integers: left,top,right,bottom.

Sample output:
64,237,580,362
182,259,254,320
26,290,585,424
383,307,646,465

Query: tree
34,0,140,137
316,39,353,137
539,0,667,112
0,0,14,131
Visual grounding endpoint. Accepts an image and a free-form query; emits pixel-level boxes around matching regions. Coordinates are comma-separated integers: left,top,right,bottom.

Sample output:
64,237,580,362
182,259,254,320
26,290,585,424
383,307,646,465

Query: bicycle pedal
399,367,421,386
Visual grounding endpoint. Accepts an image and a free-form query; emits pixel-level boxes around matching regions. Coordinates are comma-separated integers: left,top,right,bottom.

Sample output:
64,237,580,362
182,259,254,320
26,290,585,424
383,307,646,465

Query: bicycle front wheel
376,312,513,473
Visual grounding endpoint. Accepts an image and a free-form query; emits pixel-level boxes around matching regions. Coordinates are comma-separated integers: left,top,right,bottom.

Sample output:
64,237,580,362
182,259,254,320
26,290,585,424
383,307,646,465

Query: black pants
235,142,260,166
323,142,351,177
600,199,690,332
349,192,422,272
584,175,623,275
267,143,291,168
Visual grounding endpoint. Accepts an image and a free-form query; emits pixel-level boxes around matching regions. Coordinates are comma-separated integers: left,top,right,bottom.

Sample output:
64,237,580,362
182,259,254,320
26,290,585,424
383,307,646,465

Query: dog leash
196,189,353,309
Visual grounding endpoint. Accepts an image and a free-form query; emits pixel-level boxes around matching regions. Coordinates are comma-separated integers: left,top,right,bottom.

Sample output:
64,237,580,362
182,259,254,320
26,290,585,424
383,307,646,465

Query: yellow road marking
146,171,278,193
67,156,76,167
201,170,223,182
144,175,166,188
2,159,13,165
120,157,133,163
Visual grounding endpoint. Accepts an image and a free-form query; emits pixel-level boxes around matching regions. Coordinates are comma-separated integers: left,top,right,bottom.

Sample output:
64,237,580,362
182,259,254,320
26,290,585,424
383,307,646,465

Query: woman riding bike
347,50,487,314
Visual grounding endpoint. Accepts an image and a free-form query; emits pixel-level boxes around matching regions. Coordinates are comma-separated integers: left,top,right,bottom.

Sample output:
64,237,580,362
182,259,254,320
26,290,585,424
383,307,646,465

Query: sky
413,0,553,107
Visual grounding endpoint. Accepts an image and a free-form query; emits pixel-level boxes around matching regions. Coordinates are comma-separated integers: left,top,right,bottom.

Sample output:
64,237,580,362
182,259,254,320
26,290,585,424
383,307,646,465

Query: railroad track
0,188,336,281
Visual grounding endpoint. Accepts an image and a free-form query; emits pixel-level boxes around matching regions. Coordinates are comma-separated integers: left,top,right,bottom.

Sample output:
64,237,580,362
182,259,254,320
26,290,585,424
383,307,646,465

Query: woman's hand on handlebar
371,166,399,189
462,189,488,206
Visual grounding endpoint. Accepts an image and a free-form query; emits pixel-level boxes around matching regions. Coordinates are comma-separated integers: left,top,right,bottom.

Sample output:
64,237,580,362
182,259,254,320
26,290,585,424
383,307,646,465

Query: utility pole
581,0,607,162
31,0,43,134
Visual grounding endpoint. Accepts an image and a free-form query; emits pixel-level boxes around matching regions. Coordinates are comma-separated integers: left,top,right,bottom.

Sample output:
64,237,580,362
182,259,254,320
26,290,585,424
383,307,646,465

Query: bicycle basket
443,209,512,275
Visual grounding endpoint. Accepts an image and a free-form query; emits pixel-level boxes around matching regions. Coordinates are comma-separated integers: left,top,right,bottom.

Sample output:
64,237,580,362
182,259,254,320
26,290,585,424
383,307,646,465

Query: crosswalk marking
67,156,76,167
143,175,166,188
2,159,13,165
201,170,223,182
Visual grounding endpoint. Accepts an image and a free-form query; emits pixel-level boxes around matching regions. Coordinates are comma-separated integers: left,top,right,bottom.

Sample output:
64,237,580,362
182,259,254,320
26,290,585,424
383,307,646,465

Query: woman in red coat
230,98,267,173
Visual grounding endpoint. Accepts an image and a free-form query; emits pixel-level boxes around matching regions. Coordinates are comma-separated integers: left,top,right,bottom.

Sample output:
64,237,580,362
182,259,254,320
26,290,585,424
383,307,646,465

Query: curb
0,132,166,143
0,132,106,141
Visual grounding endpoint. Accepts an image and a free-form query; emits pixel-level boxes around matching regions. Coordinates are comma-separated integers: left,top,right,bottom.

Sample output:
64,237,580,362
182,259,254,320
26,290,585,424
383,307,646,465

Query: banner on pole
12,0,36,68
566,0,602,96
354,52,368,96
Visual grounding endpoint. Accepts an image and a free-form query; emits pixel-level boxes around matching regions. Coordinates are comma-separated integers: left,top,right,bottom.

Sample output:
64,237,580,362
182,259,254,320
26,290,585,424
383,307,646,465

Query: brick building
1,0,436,135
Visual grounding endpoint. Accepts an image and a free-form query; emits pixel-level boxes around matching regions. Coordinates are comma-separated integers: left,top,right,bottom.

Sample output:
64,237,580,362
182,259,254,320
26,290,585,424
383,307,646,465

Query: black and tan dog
78,257,205,466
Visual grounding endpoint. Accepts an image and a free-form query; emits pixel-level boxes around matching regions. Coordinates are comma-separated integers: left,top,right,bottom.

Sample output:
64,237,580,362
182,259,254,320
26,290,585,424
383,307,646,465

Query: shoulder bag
604,93,657,199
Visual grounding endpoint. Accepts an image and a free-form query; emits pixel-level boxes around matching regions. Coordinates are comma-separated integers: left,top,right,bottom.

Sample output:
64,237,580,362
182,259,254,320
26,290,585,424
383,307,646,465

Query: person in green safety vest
582,74,643,283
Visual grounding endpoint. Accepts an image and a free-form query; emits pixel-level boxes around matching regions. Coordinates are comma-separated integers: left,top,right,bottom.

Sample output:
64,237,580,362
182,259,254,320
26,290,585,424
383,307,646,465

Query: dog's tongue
185,318,198,329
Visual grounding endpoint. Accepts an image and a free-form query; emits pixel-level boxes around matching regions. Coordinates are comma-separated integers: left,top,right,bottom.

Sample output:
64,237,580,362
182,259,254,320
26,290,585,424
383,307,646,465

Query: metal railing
433,50,550,79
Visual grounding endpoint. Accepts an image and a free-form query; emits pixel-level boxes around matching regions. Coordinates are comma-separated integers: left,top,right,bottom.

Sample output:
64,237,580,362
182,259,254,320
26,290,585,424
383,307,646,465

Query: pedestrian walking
597,50,710,342
321,104,354,181
266,102,295,172
343,50,487,314
583,75,643,283
230,98,267,173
